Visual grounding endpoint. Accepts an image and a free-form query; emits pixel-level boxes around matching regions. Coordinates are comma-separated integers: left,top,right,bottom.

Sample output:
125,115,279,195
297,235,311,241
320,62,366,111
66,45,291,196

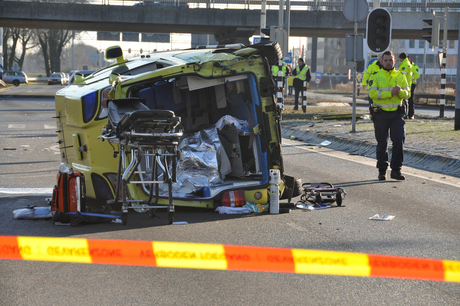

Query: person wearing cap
408,59,420,119
398,53,412,118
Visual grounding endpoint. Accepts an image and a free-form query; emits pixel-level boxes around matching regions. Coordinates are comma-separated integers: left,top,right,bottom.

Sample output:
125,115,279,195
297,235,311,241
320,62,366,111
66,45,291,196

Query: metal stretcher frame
100,98,183,225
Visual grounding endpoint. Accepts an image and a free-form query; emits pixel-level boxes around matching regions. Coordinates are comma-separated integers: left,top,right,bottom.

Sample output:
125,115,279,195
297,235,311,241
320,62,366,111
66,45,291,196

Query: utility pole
455,16,460,130
260,0,266,38
439,7,448,118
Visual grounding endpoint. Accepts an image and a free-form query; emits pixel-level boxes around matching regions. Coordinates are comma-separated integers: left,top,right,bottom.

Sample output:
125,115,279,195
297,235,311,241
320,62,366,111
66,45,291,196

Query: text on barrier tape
1,235,460,282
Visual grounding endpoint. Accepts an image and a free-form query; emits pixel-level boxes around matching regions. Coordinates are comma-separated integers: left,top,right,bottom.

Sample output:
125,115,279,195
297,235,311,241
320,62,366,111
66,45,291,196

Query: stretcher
298,182,346,208
100,98,182,225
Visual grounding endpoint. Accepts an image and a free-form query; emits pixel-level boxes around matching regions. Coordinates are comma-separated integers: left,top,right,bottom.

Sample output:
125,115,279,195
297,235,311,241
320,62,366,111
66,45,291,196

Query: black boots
379,169,406,180
390,169,406,180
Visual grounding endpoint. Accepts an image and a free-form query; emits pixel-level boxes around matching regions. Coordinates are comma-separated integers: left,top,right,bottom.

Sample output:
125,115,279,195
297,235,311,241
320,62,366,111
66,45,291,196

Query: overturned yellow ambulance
55,43,293,213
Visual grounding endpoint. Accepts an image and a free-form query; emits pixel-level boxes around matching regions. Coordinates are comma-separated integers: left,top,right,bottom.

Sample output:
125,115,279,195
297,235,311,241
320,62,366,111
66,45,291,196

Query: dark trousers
373,111,406,171
294,86,305,109
408,83,416,118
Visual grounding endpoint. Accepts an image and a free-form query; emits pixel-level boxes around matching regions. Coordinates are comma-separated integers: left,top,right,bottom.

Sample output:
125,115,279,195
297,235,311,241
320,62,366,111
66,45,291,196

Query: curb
281,125,460,178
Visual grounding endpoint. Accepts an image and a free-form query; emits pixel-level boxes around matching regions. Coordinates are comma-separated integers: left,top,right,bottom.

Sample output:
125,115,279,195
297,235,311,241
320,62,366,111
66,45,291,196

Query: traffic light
260,26,277,43
422,13,440,46
260,26,287,52
366,8,392,53
356,60,365,73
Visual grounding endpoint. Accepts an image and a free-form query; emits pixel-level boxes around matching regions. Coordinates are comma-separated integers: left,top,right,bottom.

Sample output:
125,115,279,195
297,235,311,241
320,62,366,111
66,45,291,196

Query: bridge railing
6,0,460,11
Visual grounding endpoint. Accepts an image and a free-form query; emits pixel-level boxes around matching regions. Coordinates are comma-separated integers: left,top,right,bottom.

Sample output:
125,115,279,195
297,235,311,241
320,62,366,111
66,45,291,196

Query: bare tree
3,28,20,70
36,29,72,76
2,28,38,71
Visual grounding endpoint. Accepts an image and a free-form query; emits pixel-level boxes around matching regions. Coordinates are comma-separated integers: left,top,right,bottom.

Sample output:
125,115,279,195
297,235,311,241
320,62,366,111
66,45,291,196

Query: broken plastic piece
296,203,331,210
215,206,252,214
369,214,395,221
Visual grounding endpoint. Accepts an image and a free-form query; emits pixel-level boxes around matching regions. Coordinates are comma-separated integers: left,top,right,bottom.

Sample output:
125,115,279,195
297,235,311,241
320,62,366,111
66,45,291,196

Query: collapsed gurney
100,98,183,225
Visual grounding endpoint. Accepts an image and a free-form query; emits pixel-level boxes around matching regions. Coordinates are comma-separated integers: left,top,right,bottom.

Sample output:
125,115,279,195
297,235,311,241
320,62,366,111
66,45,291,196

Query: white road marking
0,188,53,195
8,124,26,129
6,124,57,129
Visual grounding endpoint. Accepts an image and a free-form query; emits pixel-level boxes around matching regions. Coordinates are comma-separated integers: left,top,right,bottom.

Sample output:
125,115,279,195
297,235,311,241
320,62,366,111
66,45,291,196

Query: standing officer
368,50,410,181
291,58,311,111
408,59,420,119
398,53,412,118
271,61,288,81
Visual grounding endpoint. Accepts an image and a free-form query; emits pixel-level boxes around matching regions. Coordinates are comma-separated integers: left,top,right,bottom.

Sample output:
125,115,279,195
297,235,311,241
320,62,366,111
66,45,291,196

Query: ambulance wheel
168,212,174,224
122,213,128,225
336,192,342,206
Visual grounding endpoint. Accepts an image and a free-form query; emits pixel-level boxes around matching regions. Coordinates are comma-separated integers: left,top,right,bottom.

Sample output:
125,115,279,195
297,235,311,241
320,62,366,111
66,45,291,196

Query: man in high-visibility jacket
362,58,380,89
291,58,311,110
271,62,288,79
398,53,412,119
408,60,420,119
271,61,289,92
368,50,410,181
363,58,382,112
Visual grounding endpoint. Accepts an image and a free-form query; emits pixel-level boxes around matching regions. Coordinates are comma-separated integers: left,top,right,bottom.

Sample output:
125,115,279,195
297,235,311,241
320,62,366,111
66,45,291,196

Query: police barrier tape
1,235,460,282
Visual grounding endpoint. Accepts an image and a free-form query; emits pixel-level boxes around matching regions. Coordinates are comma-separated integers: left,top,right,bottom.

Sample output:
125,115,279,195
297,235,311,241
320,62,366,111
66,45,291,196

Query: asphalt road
1,89,460,305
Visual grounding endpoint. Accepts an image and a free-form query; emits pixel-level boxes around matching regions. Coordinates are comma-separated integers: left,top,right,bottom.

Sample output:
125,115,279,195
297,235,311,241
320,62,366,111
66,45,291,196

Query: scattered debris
369,214,395,221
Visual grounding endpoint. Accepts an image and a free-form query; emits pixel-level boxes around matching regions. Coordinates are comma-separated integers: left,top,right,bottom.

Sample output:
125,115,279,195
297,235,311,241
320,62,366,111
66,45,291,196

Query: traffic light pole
439,7,448,118
352,21,357,133
455,16,460,131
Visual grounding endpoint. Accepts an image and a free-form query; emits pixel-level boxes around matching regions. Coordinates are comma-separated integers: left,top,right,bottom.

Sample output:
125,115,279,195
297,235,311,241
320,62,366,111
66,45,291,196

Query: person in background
291,58,311,111
408,59,420,119
287,74,294,97
363,58,382,112
271,61,288,82
368,50,410,181
398,53,413,118
362,58,379,89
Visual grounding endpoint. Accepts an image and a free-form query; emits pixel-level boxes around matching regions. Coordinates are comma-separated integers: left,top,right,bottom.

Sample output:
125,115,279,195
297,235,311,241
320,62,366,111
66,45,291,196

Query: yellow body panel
55,44,286,209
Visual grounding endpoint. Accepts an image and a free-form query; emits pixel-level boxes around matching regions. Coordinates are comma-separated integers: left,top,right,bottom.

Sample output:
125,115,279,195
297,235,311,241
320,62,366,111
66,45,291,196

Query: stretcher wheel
315,192,322,204
168,212,174,224
336,192,342,206
122,213,128,225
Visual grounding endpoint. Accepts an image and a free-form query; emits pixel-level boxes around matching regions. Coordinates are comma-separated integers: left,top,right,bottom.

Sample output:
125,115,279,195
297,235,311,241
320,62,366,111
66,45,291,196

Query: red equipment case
51,171,85,213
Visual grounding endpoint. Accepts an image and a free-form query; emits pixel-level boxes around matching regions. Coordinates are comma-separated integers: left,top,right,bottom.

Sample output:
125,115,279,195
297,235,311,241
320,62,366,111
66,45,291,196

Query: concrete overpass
0,1,459,44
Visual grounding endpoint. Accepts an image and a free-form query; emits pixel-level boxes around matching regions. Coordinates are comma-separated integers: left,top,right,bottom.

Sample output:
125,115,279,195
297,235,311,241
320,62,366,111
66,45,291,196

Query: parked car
55,43,294,212
2,71,28,86
48,72,67,85
62,73,70,84
67,70,96,85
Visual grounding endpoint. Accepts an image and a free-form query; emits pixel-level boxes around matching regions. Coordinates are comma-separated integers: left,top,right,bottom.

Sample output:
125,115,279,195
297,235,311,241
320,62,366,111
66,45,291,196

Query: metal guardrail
5,0,460,11
416,93,456,106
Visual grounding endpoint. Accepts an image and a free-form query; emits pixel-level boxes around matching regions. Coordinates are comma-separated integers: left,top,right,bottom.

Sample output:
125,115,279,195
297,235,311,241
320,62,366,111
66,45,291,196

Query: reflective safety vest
295,65,309,81
272,63,287,77
399,58,413,86
411,63,420,85
362,61,381,88
368,68,410,112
